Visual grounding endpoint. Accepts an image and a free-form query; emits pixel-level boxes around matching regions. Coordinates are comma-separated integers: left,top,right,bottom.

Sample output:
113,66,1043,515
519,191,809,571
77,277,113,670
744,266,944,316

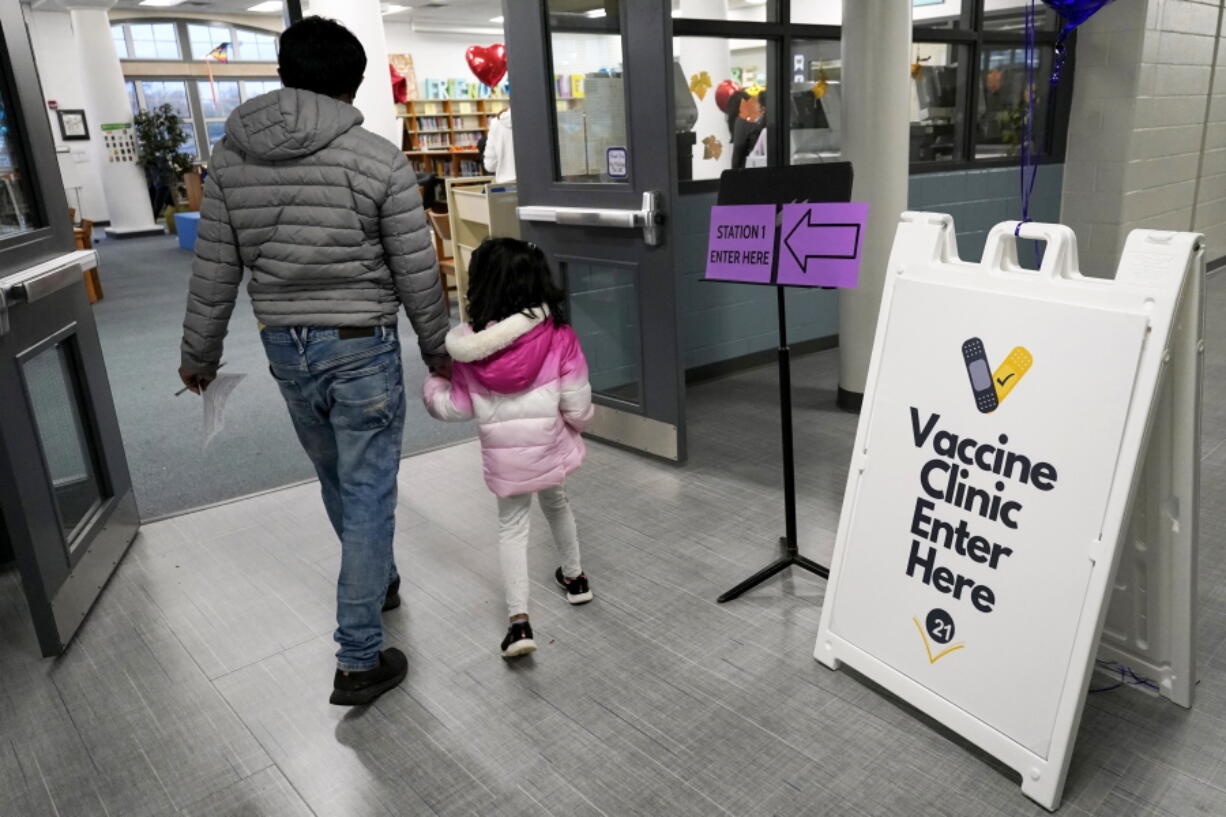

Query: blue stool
175,211,201,251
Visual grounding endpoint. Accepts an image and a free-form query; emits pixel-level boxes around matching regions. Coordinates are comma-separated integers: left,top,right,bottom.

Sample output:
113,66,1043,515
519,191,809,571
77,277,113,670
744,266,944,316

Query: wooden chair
426,209,458,315
74,219,103,304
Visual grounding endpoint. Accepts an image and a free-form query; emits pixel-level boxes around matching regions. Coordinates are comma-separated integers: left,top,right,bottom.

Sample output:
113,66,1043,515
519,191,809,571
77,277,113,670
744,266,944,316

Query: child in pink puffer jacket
423,238,595,658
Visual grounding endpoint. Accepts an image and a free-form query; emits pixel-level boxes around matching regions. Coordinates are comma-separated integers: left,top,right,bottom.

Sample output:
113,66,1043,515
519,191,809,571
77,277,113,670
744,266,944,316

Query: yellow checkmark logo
913,617,966,664
991,346,1033,404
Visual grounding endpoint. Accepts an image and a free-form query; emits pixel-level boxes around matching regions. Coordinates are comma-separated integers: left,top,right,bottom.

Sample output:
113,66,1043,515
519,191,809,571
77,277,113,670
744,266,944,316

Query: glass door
0,2,139,657
505,0,686,461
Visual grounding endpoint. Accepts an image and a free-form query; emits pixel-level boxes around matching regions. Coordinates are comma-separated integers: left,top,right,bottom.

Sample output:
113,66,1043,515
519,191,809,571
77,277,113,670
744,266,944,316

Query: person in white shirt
483,108,516,183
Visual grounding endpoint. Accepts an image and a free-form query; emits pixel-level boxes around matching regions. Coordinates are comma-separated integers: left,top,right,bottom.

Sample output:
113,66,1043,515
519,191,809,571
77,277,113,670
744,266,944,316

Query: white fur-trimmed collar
445,307,549,362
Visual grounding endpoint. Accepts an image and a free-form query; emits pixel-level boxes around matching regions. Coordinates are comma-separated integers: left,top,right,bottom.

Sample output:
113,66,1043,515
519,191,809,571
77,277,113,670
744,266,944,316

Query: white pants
496,484,582,617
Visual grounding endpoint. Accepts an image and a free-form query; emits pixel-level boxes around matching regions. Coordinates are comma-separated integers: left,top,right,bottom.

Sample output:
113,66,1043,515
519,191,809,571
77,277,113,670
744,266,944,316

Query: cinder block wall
1062,0,1226,276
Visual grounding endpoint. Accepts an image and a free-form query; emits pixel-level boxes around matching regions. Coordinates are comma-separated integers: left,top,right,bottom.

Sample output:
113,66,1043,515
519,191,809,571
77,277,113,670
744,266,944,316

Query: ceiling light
247,1,283,11
584,8,606,17
490,15,505,23
745,0,767,4
383,4,412,14
139,0,187,6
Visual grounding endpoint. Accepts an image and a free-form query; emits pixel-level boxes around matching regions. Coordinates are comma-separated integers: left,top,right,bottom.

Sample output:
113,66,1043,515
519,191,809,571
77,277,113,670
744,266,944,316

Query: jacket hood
224,88,364,161
446,307,551,393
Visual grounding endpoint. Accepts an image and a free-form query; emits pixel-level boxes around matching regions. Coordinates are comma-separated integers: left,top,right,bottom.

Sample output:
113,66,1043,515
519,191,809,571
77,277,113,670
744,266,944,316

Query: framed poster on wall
56,109,89,141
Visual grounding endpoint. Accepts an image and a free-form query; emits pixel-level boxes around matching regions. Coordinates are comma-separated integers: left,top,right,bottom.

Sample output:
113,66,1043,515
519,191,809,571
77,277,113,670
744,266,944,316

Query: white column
678,0,734,178
838,0,911,407
306,0,400,148
66,1,161,236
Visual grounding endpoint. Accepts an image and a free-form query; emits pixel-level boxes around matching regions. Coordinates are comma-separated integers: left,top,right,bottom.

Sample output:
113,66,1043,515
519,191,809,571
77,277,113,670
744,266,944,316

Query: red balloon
714,79,742,113
466,44,507,88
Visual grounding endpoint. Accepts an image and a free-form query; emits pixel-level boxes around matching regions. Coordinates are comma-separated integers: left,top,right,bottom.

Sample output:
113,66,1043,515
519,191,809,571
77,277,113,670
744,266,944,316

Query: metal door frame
1,1,75,271
505,0,686,461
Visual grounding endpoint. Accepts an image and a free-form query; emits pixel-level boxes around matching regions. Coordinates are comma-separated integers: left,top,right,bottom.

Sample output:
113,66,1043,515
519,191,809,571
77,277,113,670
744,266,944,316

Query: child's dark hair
279,17,366,99
466,237,569,329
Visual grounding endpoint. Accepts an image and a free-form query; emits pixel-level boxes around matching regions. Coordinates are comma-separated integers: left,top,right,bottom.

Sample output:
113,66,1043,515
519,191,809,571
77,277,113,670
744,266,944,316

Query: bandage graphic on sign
992,346,1033,404
961,337,998,414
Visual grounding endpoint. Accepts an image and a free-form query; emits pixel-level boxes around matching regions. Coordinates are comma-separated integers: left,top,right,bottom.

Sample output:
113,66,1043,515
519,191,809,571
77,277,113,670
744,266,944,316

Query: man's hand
178,366,216,394
428,357,453,380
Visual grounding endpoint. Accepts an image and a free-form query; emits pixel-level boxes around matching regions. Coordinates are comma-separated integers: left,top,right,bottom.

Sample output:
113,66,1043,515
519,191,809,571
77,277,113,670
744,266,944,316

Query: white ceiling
106,0,507,27
104,0,764,30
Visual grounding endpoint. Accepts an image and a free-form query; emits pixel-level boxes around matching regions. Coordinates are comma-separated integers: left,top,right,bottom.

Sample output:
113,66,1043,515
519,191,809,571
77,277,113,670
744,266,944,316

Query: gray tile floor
2,273,1225,816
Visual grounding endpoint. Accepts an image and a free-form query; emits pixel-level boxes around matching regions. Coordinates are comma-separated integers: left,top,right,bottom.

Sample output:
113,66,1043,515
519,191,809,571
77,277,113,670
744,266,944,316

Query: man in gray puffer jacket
178,17,447,706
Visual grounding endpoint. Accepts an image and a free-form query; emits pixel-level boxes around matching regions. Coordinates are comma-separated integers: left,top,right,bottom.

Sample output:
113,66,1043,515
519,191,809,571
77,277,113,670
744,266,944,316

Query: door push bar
517,191,665,246
0,249,98,337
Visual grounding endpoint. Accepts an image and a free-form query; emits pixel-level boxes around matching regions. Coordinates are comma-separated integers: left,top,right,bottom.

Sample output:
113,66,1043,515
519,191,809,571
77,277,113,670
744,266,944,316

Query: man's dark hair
278,17,366,99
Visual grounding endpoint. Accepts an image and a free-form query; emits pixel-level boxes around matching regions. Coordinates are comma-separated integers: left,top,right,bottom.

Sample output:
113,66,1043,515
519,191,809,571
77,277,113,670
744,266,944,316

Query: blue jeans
261,325,405,671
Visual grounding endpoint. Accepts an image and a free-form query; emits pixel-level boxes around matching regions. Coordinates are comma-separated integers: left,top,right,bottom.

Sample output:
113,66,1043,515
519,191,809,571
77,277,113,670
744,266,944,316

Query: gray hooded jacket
180,88,447,373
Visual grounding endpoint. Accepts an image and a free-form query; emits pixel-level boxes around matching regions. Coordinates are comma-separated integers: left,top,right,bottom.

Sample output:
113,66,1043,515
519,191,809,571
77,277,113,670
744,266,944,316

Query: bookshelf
399,98,508,178
398,95,585,178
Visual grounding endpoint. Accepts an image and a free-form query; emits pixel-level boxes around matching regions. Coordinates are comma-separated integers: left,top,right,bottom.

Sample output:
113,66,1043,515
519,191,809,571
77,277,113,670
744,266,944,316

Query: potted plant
134,103,196,227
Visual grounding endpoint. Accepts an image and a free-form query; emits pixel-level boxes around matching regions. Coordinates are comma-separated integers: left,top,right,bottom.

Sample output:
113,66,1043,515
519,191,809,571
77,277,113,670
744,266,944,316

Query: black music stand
713,163,854,603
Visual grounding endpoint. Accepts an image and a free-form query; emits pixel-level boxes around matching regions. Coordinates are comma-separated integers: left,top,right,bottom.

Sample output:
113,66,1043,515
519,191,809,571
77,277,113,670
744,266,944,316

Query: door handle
0,249,98,336
517,191,665,246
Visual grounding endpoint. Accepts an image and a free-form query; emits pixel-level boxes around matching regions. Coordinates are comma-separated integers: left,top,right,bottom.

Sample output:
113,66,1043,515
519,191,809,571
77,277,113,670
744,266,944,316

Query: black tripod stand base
717,537,830,603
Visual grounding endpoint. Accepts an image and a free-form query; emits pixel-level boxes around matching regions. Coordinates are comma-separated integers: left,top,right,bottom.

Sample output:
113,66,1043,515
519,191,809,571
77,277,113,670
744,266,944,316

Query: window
187,23,231,60
128,23,180,60
243,80,281,98
188,22,277,62
111,24,129,59
125,81,139,117
674,37,771,181
672,0,1073,179
198,80,240,154
113,20,280,64
138,80,196,158
127,77,280,161
234,27,278,62
115,19,282,160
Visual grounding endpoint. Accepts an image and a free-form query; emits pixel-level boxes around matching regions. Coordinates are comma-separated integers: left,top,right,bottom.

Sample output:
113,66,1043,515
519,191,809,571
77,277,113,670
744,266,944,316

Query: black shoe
329,648,408,706
382,577,401,612
555,567,594,604
500,620,537,658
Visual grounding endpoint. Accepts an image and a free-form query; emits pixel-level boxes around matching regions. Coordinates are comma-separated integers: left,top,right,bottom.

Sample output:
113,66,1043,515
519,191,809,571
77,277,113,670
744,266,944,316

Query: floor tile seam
205,660,322,817
503,632,861,795
174,763,317,817
120,582,286,799
132,582,231,679
519,685,741,817
46,659,114,792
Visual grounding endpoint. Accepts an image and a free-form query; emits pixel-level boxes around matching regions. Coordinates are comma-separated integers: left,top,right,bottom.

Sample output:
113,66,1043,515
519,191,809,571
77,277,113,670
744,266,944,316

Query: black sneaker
329,648,408,706
382,577,401,612
555,567,594,604
500,620,537,658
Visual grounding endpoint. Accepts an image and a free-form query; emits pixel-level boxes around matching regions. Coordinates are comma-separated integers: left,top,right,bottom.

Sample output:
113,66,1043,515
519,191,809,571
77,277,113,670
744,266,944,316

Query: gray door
0,259,140,657
505,0,685,461
0,0,139,657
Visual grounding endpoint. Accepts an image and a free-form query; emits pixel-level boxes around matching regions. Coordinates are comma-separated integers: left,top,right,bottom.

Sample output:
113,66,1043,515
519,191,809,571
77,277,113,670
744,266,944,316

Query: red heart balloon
714,79,742,113
466,44,507,88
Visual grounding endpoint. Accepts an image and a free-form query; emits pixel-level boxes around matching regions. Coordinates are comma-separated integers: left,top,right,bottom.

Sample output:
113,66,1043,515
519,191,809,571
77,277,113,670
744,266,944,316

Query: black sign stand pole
713,163,852,603
717,264,829,602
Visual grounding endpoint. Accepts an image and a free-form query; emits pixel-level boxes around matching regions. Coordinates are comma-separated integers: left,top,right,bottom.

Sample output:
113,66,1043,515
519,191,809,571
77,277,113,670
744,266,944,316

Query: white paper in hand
202,373,245,449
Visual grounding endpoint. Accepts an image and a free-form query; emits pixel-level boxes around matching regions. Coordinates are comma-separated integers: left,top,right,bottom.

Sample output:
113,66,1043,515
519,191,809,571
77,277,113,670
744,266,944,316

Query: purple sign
776,202,869,288
704,204,777,284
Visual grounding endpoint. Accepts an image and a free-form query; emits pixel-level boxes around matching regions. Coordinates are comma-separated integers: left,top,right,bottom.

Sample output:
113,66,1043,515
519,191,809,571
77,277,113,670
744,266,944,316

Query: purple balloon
1041,0,1115,31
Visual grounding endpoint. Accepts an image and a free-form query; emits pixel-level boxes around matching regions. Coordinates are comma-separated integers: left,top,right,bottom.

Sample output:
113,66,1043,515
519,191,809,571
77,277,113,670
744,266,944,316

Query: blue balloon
1041,0,1116,32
